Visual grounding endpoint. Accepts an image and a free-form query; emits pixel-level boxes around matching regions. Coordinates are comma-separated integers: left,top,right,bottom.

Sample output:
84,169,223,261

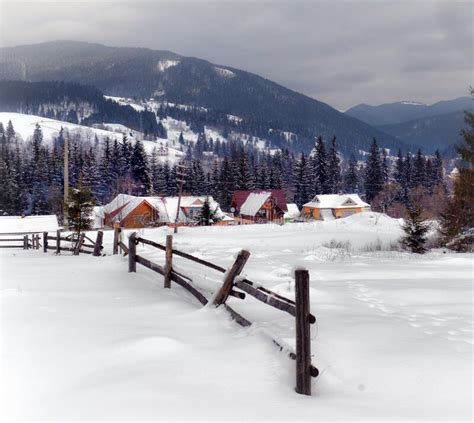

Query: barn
231,190,288,224
302,194,370,221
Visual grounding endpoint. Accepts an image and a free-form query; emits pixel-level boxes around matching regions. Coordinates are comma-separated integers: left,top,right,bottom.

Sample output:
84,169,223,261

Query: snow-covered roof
0,215,59,234
303,194,370,209
240,192,271,216
284,203,300,219
100,194,224,224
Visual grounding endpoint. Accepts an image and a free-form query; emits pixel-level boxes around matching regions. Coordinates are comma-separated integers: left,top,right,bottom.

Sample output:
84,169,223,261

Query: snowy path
1,218,473,421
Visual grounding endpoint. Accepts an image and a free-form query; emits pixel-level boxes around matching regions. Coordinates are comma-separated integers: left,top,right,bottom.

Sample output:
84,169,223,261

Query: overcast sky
0,0,472,110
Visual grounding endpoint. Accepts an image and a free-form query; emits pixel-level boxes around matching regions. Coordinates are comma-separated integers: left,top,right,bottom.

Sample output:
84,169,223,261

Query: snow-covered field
1,213,472,421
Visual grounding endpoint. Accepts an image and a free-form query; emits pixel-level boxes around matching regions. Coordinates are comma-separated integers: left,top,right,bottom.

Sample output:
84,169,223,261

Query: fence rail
0,233,41,250
42,230,104,256
129,232,318,395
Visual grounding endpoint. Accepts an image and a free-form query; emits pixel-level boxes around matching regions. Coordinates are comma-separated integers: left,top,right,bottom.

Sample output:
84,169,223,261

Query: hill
0,40,403,156
345,97,471,127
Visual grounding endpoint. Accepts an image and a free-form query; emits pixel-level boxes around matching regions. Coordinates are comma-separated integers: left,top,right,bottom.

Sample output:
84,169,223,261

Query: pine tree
327,137,341,193
131,139,151,194
412,149,426,188
401,201,429,254
195,196,220,226
312,136,328,194
343,154,359,193
66,183,95,235
364,138,383,202
293,153,311,208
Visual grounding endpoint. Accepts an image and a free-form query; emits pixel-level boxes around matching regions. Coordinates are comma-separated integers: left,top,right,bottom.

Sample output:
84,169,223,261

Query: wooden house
302,194,370,221
231,190,288,224
96,194,227,229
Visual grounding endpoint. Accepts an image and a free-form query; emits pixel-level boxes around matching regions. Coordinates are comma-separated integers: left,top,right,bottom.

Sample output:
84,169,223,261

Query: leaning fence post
213,249,250,306
128,232,137,272
74,233,85,255
43,232,48,253
164,234,173,288
113,225,120,255
56,230,61,254
93,231,104,256
295,269,311,396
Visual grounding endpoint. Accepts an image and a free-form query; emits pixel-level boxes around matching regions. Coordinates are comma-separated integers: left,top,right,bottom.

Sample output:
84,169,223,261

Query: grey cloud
0,0,471,110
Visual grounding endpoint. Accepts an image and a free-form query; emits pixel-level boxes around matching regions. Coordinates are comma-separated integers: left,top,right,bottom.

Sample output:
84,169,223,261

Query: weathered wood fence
0,233,42,249
127,231,318,395
42,230,104,256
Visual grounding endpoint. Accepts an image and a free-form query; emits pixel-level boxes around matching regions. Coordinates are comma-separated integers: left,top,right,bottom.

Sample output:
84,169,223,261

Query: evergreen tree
312,136,328,194
364,139,383,202
412,149,426,188
131,139,151,194
65,183,95,235
195,196,220,226
343,154,359,193
401,201,429,254
293,153,311,208
327,137,341,193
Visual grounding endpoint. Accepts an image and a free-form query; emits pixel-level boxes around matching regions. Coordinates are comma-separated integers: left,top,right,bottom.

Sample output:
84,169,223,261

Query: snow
240,192,271,216
304,194,370,209
214,66,235,78
0,215,59,234
104,96,145,111
400,101,426,106
284,203,300,220
0,212,472,420
157,59,180,72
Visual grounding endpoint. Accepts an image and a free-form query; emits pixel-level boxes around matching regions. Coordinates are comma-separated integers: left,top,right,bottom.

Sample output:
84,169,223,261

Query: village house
302,194,370,221
231,190,288,224
95,194,228,229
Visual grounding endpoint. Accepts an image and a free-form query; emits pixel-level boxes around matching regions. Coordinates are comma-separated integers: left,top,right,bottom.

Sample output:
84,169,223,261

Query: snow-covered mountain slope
0,112,185,163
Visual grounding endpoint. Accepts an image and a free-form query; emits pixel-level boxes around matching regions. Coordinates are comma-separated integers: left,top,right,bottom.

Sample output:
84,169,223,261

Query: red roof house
231,190,288,224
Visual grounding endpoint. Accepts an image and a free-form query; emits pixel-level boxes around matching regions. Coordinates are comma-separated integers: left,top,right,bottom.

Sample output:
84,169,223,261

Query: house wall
302,207,322,220
302,206,367,220
120,203,160,228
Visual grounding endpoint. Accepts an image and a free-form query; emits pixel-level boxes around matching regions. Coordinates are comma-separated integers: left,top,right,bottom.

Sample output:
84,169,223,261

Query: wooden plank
128,232,137,272
135,237,166,251
73,233,85,255
173,248,226,273
164,235,173,288
234,280,315,323
93,231,103,256
56,230,61,254
223,304,252,327
170,271,209,306
241,278,296,306
23,235,28,250
113,226,120,255
136,254,165,274
213,250,250,306
0,245,23,248
0,238,24,242
119,241,129,256
295,269,311,395
43,232,48,253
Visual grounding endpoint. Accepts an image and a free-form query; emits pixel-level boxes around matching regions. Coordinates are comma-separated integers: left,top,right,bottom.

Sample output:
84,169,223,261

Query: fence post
128,232,137,272
295,269,311,396
23,235,28,250
93,231,104,256
43,232,48,253
56,230,61,254
113,225,120,255
213,249,250,306
164,235,173,288
74,233,85,255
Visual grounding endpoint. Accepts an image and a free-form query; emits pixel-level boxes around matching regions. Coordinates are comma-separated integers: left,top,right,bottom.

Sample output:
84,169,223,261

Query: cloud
0,0,472,110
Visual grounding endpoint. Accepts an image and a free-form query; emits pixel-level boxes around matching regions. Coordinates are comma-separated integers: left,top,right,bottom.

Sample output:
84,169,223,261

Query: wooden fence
42,230,104,256
127,231,318,395
0,233,42,249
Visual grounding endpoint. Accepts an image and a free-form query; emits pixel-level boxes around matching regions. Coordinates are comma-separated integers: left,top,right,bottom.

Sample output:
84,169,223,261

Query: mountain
0,80,165,137
378,110,465,154
0,40,403,155
345,97,471,127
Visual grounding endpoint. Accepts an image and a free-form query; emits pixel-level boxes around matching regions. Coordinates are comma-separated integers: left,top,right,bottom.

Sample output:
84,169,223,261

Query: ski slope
1,213,472,420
